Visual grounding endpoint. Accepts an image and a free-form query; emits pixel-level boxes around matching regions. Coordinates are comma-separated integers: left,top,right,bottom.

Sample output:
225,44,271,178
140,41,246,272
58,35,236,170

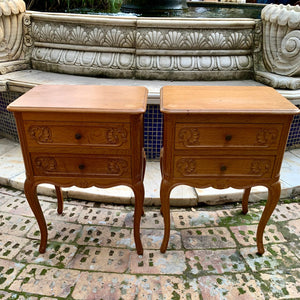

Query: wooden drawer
174,156,275,178
175,123,282,149
31,153,131,178
24,121,130,149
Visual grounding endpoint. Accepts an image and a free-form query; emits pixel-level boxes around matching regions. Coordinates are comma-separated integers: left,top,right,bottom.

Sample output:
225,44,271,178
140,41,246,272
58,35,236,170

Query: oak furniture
7,85,148,255
160,86,299,254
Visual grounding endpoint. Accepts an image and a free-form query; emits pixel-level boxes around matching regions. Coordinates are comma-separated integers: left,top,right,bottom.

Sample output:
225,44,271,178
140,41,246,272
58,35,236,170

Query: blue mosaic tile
0,92,22,142
286,105,300,149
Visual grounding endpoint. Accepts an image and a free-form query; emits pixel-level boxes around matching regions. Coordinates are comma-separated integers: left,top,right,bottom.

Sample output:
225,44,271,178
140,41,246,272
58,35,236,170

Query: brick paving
0,185,299,299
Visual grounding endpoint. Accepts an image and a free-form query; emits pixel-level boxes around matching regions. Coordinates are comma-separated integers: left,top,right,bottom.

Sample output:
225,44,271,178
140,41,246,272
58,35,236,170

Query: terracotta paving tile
272,202,300,222
125,210,168,229
240,244,300,272
0,186,22,196
9,265,80,298
230,224,286,246
172,210,219,228
285,219,300,237
257,269,300,299
17,296,39,300
0,212,35,237
0,291,20,300
77,225,131,248
77,207,125,227
72,272,200,300
135,229,182,250
67,246,130,272
197,273,264,300
27,220,82,244
217,206,262,226
0,258,25,289
130,250,186,275
44,203,82,223
181,227,236,249
186,249,247,275
289,242,300,260
16,240,78,267
0,234,29,259
0,195,51,217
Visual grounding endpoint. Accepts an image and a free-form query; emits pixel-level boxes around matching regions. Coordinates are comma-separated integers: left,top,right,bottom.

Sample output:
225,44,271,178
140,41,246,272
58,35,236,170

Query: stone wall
27,12,256,80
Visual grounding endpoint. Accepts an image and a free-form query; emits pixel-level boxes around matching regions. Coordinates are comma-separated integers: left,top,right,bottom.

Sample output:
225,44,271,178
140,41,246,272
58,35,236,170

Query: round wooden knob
225,135,232,141
220,165,227,172
78,164,85,170
75,133,82,140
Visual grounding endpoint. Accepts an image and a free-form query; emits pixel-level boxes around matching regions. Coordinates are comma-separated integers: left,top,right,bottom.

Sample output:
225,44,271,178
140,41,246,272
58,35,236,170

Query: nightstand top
160,86,300,115
7,85,148,114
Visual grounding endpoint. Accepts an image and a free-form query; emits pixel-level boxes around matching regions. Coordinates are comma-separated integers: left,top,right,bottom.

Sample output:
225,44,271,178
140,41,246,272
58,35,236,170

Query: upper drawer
24,121,130,149
175,123,283,150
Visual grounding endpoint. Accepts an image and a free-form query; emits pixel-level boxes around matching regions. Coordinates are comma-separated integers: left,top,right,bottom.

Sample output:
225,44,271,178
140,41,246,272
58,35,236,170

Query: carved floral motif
29,126,53,143
250,159,271,176
256,128,278,145
105,127,128,145
34,157,57,172
107,159,128,175
178,128,201,146
176,158,196,176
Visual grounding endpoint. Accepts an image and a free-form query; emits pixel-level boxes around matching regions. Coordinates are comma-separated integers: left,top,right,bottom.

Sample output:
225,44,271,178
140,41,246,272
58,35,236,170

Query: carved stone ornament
0,0,26,62
105,127,128,145
178,128,201,146
34,157,57,172
256,128,279,145
107,159,128,175
262,4,300,77
29,125,53,143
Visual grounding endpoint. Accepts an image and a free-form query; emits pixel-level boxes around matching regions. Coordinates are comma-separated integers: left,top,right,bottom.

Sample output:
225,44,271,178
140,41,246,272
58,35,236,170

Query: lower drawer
174,156,275,178
31,153,131,178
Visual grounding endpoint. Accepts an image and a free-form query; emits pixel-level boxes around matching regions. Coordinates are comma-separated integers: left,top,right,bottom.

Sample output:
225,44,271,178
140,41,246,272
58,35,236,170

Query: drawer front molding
175,157,273,178
26,123,129,148
176,124,281,149
32,155,130,177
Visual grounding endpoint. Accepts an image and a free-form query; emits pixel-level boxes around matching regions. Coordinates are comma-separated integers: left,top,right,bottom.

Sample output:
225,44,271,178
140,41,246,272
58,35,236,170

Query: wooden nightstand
7,85,148,255
160,86,299,254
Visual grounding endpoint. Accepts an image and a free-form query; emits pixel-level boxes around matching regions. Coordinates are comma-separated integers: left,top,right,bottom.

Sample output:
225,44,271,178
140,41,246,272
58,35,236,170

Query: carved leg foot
24,179,48,253
242,187,251,215
160,179,173,253
256,181,281,255
55,186,63,215
133,181,144,255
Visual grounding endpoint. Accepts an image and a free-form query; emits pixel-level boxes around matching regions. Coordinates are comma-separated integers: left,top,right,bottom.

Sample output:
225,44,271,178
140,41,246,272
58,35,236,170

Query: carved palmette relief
262,4,300,76
176,158,196,176
105,127,128,145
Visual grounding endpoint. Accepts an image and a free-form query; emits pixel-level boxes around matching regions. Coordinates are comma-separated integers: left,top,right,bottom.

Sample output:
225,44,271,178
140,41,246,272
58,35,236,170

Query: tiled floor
0,185,299,299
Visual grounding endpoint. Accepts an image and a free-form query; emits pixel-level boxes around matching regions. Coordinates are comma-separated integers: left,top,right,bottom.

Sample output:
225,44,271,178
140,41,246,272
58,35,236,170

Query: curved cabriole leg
160,179,173,253
256,181,281,255
24,179,48,253
55,186,63,215
133,181,145,255
242,187,251,215
141,151,146,217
